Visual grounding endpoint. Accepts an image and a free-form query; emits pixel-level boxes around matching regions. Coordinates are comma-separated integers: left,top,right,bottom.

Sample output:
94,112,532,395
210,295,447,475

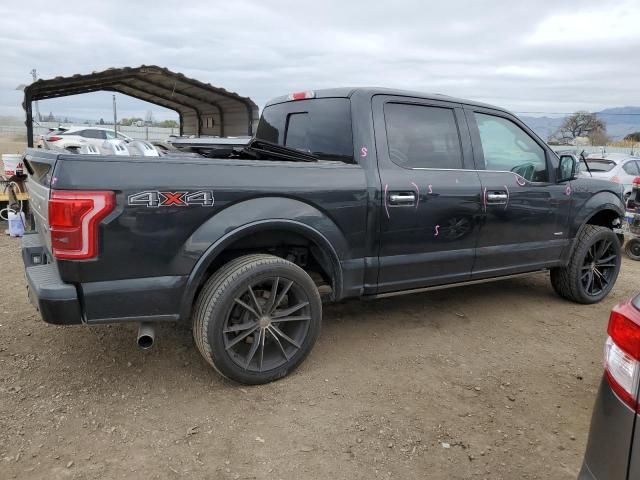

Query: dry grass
0,133,27,158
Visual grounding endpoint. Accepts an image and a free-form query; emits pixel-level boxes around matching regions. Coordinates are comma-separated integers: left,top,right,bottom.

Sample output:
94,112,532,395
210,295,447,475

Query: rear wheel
625,238,640,261
192,254,322,384
551,225,621,304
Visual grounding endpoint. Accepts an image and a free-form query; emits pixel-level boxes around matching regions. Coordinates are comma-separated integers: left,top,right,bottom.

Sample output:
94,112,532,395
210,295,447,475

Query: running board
366,270,548,300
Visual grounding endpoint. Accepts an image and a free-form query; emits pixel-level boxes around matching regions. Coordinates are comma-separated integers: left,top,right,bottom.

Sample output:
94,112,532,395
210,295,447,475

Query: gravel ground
1,231,639,479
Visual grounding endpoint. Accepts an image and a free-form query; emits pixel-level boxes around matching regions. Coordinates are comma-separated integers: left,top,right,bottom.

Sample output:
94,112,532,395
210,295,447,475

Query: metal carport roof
22,65,259,147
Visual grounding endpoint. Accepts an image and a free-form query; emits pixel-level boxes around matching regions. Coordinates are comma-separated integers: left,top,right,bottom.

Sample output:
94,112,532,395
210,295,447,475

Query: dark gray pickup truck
22,88,625,384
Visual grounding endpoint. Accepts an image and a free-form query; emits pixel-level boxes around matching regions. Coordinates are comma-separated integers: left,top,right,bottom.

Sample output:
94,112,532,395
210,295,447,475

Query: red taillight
47,136,62,142
48,191,114,260
287,91,315,101
605,299,640,411
633,176,640,185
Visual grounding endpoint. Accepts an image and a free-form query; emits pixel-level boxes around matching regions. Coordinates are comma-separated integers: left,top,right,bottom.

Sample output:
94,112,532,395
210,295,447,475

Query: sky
1,0,640,122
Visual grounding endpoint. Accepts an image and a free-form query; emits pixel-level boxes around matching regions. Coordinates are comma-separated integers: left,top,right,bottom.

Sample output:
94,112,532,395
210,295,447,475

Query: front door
373,96,482,293
465,108,572,278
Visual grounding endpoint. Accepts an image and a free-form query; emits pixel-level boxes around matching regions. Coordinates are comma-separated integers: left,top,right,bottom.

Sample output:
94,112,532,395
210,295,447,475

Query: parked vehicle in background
621,176,640,261
36,127,133,151
579,294,640,480
579,153,640,199
22,87,626,384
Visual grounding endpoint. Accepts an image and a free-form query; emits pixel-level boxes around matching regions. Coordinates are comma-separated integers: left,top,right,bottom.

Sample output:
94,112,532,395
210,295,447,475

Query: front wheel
192,254,322,385
625,238,640,261
550,225,621,304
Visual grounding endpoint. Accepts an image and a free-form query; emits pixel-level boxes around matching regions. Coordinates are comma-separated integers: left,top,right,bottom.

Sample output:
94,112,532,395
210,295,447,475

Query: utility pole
30,69,41,122
112,94,118,135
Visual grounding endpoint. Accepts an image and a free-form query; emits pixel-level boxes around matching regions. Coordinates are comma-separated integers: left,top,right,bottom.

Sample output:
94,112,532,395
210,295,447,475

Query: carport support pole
112,95,118,135
25,93,34,148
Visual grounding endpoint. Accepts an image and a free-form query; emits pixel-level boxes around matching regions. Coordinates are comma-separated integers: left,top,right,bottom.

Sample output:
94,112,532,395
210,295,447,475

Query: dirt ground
0,133,27,158
1,230,639,480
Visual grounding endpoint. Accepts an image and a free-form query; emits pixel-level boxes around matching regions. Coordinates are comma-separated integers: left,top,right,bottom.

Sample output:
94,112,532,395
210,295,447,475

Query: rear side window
623,161,640,175
384,103,463,169
82,130,106,139
256,98,353,162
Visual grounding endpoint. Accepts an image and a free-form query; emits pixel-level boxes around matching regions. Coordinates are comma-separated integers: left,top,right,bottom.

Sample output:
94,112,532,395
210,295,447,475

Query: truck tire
192,254,322,384
550,225,621,304
625,238,640,261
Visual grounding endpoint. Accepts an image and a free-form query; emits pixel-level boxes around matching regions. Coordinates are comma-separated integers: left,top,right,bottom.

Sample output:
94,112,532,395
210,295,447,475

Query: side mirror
558,155,577,182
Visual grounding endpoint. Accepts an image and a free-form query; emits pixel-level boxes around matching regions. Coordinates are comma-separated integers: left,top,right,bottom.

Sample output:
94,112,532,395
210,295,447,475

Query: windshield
256,98,353,162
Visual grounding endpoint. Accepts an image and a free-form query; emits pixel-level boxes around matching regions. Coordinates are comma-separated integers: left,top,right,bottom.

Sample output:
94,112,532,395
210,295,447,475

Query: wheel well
198,229,336,301
586,209,621,229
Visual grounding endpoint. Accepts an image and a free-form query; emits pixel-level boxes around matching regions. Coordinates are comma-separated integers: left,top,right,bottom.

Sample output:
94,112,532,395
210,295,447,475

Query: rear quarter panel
50,155,369,290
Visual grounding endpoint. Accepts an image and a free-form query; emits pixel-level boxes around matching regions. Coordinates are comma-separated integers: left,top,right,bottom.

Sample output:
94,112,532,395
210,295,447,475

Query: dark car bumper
22,234,83,325
579,376,638,480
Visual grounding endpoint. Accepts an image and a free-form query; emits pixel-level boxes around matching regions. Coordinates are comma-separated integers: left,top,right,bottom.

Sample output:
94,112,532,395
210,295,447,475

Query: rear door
465,107,572,278
622,160,640,196
373,95,482,293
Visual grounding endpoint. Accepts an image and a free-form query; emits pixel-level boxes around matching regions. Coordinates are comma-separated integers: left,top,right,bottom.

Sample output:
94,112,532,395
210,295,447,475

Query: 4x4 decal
128,191,215,208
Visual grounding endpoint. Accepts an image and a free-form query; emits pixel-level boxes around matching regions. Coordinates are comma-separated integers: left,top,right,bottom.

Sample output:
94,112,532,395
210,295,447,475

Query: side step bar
367,270,547,300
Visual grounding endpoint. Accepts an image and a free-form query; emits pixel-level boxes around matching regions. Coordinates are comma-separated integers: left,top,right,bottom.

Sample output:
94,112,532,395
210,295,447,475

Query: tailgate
23,150,57,254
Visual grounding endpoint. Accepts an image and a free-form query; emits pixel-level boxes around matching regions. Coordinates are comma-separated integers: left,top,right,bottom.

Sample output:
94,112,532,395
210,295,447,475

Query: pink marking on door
434,225,440,237
428,184,433,194
360,146,368,157
565,184,572,196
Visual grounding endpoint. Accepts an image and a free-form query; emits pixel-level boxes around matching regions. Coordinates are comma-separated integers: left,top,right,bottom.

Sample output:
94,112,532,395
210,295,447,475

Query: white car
579,153,640,199
39,127,133,152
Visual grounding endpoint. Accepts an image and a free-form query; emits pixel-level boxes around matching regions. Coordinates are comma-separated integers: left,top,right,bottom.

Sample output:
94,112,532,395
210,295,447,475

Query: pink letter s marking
360,146,368,157
428,184,433,194
434,225,440,237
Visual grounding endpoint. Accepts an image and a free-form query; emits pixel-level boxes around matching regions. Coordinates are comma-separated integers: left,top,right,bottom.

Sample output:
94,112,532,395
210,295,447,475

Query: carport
22,65,259,147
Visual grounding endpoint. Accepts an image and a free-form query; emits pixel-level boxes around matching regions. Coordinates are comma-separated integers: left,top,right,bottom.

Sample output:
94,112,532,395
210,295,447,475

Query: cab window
474,113,548,182
256,98,353,163
384,103,463,169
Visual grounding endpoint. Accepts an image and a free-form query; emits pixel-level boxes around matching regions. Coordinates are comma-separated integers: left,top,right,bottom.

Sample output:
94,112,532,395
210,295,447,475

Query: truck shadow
32,273,562,390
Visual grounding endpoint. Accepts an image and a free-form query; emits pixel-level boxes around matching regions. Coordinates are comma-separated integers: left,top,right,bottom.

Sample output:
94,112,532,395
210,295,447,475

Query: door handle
486,192,508,204
388,192,416,206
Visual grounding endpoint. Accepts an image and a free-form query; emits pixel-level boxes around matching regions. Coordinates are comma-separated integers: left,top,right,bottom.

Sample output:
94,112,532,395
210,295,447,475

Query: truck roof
264,87,507,113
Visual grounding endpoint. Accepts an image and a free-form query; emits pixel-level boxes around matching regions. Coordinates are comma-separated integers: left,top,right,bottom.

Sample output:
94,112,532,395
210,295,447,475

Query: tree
120,117,144,126
589,129,610,146
99,118,105,125
551,111,607,145
155,119,179,128
624,132,640,142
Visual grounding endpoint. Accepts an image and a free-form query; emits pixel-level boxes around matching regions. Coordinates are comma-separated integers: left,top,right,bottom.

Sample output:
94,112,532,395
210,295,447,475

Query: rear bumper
22,234,83,325
579,376,636,480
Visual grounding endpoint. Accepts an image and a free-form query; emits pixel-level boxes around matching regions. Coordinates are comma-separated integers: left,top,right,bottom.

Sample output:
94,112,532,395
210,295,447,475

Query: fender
562,190,625,263
177,197,349,321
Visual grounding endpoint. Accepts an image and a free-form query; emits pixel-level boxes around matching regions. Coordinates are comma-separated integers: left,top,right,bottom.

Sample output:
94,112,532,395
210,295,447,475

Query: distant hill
520,106,640,141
